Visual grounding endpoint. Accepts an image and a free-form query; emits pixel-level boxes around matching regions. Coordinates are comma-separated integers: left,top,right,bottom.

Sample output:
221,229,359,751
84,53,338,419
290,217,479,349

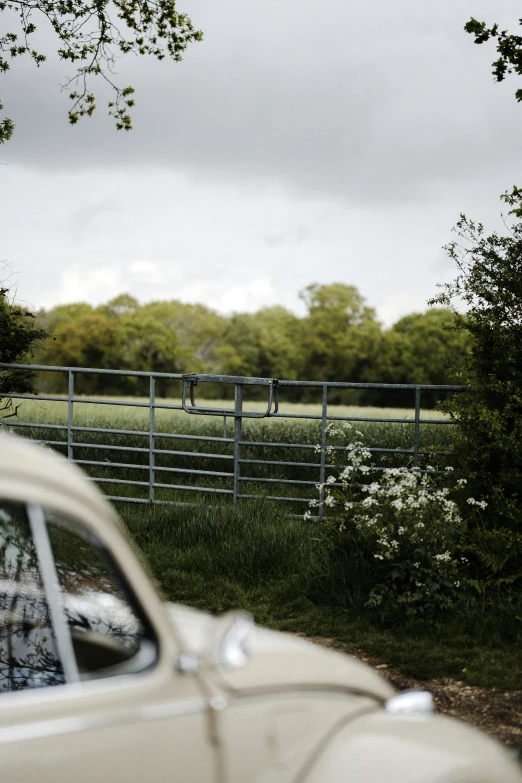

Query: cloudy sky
1,0,521,325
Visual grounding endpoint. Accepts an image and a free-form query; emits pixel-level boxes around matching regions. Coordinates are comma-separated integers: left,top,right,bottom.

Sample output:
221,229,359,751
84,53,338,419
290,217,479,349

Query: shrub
429,206,522,533
307,425,477,619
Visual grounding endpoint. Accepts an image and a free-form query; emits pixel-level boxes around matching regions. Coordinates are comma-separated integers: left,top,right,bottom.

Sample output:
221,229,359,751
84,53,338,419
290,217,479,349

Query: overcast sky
1,0,521,325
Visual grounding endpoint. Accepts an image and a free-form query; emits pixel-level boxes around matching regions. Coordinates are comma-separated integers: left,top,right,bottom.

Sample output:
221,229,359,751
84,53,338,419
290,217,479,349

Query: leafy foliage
465,16,522,103
362,308,470,407
0,285,46,416
0,0,202,140
429,208,522,535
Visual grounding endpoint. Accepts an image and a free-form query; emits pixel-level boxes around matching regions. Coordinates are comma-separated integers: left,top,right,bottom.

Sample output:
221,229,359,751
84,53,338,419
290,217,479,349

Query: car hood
167,602,395,702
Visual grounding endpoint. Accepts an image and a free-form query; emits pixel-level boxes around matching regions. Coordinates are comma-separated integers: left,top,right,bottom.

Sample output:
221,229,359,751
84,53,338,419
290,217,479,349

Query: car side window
0,501,65,692
45,512,157,681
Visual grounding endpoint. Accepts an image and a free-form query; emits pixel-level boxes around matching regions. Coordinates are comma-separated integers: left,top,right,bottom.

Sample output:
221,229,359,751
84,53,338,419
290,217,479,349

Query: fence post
413,386,421,468
318,384,328,520
67,370,74,462
149,375,155,503
233,383,243,505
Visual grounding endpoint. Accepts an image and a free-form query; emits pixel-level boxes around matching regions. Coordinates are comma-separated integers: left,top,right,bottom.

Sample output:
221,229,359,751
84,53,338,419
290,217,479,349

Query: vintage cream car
0,431,520,783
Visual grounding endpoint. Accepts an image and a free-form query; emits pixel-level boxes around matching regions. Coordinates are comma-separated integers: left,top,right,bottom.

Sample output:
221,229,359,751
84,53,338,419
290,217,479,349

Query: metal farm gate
0,363,460,518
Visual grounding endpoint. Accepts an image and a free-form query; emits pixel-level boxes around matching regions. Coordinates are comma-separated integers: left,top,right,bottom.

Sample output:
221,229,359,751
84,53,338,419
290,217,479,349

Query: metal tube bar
73,460,149,470
239,458,320,468
89,478,150,487
414,386,421,468
67,371,74,461
318,385,328,521
153,432,233,443
149,376,155,503
72,426,235,443
73,460,233,478
239,476,318,486
72,425,149,436
70,442,150,454
154,466,233,478
153,483,233,495
239,440,317,450
233,384,243,505
5,421,68,431
239,494,311,503
0,362,463,389
152,449,233,460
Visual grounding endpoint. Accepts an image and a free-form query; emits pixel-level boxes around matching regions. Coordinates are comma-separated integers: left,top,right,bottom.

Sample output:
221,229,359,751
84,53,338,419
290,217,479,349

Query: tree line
15,282,469,406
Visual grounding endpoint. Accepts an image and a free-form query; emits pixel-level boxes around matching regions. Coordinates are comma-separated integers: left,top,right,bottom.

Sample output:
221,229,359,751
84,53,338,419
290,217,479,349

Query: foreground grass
120,499,522,690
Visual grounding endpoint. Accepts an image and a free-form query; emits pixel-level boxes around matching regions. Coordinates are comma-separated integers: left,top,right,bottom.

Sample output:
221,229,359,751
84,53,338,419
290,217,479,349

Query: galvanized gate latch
181,374,279,418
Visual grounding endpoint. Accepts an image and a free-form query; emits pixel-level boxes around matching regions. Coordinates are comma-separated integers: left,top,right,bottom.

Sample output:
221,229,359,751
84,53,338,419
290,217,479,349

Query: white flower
326,475,336,485
467,497,488,509
324,494,336,507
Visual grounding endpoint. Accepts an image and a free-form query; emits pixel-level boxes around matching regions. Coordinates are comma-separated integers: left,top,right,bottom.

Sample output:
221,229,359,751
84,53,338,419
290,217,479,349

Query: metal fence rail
0,363,460,518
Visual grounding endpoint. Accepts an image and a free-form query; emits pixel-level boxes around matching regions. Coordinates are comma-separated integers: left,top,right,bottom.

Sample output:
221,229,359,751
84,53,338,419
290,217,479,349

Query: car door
0,499,218,783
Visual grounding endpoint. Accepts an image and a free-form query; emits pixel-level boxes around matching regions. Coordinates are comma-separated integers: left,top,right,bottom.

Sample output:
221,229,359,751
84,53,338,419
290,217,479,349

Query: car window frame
1,500,161,695
27,502,81,685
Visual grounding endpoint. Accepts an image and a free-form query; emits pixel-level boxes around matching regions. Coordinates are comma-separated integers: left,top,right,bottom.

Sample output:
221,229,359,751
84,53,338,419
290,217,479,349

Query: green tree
465,15,522,104
0,284,46,416
0,0,202,142
430,208,522,535
299,283,381,402
35,295,227,395
363,309,470,407
140,300,224,375
219,307,306,383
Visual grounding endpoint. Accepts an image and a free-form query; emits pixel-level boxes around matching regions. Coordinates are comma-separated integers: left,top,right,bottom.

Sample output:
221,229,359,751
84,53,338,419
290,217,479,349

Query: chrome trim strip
229,685,385,704
0,697,209,745
27,503,81,684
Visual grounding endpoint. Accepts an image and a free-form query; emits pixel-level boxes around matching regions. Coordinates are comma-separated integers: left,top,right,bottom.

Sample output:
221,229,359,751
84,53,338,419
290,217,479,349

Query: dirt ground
301,636,522,752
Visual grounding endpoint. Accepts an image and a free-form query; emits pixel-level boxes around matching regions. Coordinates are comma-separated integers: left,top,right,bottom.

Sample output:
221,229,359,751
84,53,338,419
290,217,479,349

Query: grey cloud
1,0,522,205
68,200,119,240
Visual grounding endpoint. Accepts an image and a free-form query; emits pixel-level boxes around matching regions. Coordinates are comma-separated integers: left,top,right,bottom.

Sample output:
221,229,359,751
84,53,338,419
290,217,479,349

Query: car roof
0,430,118,522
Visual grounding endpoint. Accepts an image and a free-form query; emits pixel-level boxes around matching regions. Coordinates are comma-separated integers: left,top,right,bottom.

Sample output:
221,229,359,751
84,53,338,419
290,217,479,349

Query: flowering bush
306,424,479,617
